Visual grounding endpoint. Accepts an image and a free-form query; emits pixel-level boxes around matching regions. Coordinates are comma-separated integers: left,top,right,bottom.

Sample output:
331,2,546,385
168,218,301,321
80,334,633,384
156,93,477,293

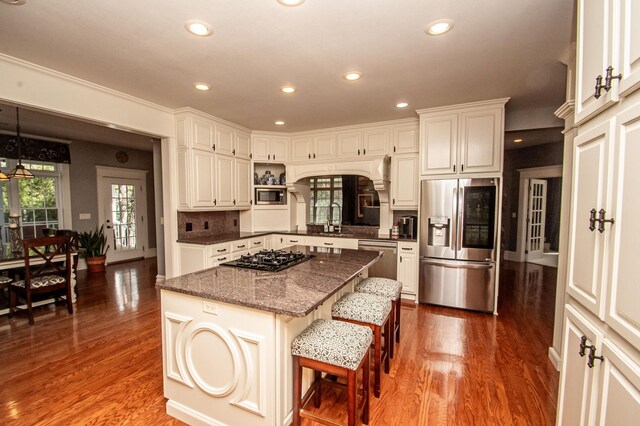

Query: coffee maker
398,215,418,239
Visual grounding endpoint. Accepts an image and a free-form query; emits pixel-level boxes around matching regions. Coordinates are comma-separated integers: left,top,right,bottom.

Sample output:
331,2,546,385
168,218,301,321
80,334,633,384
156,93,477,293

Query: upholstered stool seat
0,275,12,285
356,277,403,358
292,319,372,426
12,275,66,288
332,292,391,398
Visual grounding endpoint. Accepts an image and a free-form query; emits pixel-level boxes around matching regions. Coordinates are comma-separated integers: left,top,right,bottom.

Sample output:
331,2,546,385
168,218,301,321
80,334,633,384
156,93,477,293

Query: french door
97,167,148,264
526,179,547,261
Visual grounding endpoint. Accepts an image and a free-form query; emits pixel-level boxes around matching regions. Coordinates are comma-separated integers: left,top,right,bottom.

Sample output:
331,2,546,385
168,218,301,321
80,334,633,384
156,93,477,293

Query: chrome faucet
329,202,342,233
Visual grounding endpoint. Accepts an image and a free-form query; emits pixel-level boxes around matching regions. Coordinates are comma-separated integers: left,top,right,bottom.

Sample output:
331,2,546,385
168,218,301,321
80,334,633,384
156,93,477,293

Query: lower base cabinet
557,304,640,425
397,242,418,298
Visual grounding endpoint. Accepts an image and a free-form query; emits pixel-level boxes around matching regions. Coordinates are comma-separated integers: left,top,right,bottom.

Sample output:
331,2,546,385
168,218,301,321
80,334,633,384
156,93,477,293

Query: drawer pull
253,241,262,245
324,242,334,246
217,249,227,252
401,247,413,251
217,256,227,261
237,244,246,248
290,239,299,243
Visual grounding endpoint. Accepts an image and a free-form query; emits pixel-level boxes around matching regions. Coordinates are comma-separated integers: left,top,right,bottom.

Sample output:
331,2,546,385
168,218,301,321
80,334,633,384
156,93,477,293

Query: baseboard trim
504,250,520,262
145,247,157,258
166,400,225,426
156,274,166,283
548,346,561,371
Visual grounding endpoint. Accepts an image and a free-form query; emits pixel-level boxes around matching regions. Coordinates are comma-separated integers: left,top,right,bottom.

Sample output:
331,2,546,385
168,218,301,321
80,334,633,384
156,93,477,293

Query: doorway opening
515,165,562,267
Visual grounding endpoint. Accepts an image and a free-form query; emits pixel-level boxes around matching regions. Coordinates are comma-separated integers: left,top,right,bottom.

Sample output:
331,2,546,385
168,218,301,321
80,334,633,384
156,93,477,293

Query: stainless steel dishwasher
358,240,398,280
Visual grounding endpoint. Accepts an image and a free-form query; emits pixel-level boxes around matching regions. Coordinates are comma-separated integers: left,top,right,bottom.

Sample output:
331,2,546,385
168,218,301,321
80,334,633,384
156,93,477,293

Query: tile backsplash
178,211,239,239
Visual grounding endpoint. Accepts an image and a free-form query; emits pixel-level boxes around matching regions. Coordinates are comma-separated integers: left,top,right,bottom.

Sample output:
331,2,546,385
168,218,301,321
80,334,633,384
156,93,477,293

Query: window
0,159,63,244
309,176,342,224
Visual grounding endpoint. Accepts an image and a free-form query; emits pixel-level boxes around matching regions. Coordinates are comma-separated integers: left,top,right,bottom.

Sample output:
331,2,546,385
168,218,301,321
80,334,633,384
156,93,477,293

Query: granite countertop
177,230,417,245
157,246,382,317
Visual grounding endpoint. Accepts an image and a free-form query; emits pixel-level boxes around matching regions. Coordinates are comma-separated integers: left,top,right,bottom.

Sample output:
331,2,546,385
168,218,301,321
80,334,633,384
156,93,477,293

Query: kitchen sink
316,233,355,238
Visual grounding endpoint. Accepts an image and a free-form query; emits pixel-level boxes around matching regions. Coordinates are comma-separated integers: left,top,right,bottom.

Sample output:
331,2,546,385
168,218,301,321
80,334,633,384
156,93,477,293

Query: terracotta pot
86,255,107,273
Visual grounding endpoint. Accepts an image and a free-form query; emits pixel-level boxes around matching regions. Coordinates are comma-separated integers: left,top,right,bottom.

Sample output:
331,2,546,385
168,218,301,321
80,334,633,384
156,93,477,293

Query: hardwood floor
0,259,558,425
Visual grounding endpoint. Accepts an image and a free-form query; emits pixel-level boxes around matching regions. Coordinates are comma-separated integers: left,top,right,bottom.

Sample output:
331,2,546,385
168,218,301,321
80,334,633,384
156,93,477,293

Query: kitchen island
157,246,381,426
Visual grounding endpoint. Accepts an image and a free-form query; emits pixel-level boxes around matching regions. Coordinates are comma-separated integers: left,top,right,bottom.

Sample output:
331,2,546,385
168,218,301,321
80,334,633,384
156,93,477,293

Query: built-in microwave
255,187,287,205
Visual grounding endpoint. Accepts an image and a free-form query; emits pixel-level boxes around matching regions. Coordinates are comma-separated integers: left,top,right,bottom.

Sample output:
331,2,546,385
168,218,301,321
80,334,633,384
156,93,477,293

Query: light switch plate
203,301,218,315
79,213,91,220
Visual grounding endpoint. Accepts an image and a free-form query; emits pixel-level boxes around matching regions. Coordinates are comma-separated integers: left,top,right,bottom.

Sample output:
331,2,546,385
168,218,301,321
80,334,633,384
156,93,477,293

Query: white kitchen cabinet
418,99,507,177
235,157,252,207
178,243,208,275
604,101,640,349
576,0,640,124
176,149,190,209
556,305,603,426
290,136,337,161
334,127,391,158
596,340,640,424
215,154,235,207
252,135,289,162
215,124,235,156
193,118,214,151
235,131,251,159
391,154,419,209
304,236,358,250
248,236,265,252
397,242,418,297
191,150,216,207
392,124,419,154
566,120,613,320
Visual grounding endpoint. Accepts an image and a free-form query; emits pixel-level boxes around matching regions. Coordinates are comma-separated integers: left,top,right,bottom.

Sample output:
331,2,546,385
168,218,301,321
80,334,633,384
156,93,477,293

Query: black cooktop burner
221,249,313,272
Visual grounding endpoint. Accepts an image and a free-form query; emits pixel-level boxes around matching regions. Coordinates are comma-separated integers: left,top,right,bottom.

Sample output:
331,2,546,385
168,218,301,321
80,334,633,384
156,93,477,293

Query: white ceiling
0,0,574,135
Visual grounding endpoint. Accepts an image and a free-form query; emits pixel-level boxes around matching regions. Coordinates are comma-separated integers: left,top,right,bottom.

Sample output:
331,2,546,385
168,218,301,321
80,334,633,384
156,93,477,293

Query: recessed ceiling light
1,0,27,4
275,121,286,126
514,138,523,143
280,85,296,94
426,19,455,35
396,102,409,108
185,20,213,37
194,83,211,91
277,0,305,6
344,72,362,81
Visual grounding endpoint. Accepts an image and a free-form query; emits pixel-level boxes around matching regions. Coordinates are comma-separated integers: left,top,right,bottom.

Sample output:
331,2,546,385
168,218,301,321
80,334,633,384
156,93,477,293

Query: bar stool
332,292,391,398
292,319,372,426
355,277,403,358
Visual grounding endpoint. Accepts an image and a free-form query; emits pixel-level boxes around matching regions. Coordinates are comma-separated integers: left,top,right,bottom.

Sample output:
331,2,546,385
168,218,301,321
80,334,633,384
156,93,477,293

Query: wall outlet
186,222,192,231
203,301,218,315
204,221,209,230
233,219,238,227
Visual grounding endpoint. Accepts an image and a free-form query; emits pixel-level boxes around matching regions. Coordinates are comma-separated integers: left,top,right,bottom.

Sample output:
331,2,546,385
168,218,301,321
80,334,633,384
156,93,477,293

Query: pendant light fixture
6,107,34,180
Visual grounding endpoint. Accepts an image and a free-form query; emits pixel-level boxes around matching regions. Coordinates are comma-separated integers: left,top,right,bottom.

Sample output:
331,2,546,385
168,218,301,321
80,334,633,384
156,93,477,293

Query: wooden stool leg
313,370,321,408
395,298,401,343
293,356,302,426
8,287,15,318
384,318,390,374
374,325,381,398
26,291,34,325
389,302,396,359
347,369,356,426
362,351,370,425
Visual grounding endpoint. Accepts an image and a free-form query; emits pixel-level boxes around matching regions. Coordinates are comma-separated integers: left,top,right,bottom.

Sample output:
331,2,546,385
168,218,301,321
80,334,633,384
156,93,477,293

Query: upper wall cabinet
392,124,419,154
252,135,289,162
334,127,391,158
576,0,640,125
418,99,507,177
291,135,337,161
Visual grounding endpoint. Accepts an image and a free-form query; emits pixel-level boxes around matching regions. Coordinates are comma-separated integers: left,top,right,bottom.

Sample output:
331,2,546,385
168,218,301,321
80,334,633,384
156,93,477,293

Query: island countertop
157,245,381,317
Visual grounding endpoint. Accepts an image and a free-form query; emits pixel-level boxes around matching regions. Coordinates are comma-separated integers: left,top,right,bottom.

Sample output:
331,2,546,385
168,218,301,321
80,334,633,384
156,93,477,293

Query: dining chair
8,235,73,325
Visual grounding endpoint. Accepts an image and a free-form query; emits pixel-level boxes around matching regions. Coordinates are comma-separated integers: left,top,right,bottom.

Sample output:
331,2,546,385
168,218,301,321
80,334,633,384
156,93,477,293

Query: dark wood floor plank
0,259,558,425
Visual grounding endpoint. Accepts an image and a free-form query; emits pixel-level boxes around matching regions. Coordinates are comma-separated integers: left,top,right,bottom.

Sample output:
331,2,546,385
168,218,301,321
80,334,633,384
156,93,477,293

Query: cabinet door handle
273,154,276,160
214,199,217,206
401,247,413,251
393,146,396,153
250,199,253,205
453,164,456,173
461,164,464,172
313,153,316,159
594,74,605,99
232,149,236,155
589,209,597,231
217,249,227,253
587,346,604,368
268,154,271,160
308,153,311,159
603,65,622,93
358,149,361,155
324,242,334,246
250,153,253,159
399,256,403,263
579,335,589,357
363,148,366,155
393,198,395,205
597,208,614,233
212,144,216,151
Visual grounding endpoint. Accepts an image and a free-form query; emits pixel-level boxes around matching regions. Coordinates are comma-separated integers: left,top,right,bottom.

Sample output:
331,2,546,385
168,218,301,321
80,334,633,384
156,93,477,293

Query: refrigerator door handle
420,258,494,270
451,186,458,252
457,185,464,253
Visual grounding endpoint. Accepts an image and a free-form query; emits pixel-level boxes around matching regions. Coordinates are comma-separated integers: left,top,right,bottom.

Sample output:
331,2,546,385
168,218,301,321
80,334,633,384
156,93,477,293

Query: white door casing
526,179,548,261
96,166,149,264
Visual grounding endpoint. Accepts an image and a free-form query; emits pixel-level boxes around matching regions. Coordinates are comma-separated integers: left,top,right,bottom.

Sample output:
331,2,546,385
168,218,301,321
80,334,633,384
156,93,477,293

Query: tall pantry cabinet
556,0,640,424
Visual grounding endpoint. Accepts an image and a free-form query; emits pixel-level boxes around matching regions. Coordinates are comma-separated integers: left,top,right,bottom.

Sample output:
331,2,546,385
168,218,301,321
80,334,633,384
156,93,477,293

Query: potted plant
78,225,110,273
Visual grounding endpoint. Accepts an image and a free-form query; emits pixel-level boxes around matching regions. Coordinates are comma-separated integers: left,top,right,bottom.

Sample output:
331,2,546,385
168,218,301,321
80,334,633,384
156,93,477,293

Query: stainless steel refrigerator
419,178,499,312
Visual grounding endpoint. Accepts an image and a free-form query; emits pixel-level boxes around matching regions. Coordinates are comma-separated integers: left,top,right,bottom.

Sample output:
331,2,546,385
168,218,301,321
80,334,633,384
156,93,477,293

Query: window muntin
309,177,342,224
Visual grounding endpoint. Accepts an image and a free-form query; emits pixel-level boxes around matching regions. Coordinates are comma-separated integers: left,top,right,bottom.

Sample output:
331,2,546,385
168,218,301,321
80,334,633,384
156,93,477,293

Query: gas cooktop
221,249,313,272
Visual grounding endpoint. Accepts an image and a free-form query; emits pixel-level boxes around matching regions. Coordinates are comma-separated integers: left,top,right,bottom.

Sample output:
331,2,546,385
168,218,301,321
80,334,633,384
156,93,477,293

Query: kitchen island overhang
157,246,382,426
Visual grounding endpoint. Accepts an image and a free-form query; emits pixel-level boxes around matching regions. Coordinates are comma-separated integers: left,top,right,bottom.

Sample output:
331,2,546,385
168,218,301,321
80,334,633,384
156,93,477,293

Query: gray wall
502,141,564,252
69,141,156,249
